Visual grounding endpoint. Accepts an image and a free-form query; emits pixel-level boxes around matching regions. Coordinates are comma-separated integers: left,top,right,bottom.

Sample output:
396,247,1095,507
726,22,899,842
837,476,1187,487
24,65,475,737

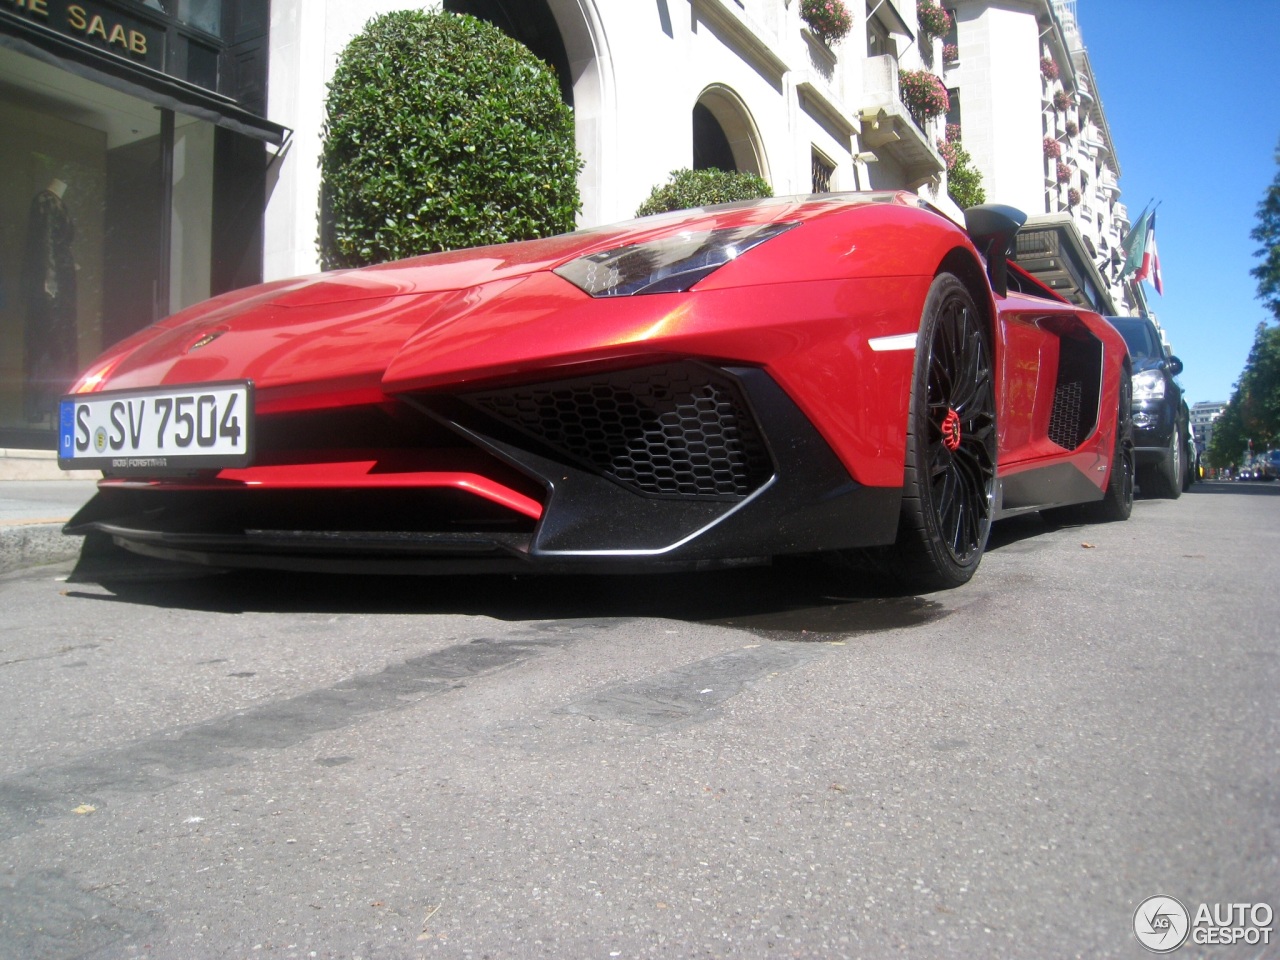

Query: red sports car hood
77,192,947,403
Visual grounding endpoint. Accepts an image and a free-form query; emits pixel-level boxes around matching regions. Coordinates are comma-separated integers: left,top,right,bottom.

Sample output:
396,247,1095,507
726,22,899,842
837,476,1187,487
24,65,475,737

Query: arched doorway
692,86,767,179
693,103,735,171
443,0,574,106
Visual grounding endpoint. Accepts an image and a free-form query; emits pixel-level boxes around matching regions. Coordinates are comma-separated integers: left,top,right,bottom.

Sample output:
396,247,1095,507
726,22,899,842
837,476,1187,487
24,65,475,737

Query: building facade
1189,400,1226,458
1,0,1144,453
944,0,1141,317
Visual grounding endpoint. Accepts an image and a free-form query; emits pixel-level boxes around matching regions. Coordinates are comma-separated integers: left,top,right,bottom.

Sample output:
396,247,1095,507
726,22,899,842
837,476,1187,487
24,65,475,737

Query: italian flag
1132,210,1163,295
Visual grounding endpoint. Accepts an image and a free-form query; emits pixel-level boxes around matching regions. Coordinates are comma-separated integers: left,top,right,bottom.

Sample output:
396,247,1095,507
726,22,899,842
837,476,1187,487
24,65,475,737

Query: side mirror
1165,356,1184,377
964,204,1028,297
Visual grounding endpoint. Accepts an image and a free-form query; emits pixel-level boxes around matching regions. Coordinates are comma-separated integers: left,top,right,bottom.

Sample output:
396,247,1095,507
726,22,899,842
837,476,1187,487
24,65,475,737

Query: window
946,88,961,129
0,48,218,442
1108,316,1162,360
867,4,893,57
177,0,222,36
811,149,834,194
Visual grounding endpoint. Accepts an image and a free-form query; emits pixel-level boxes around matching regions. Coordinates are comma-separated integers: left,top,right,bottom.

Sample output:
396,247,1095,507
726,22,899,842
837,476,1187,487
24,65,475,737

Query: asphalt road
0,481,1277,959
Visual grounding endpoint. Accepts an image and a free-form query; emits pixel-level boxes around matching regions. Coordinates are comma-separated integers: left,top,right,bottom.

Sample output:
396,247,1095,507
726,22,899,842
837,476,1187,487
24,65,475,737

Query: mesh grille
464,365,773,499
1049,380,1085,449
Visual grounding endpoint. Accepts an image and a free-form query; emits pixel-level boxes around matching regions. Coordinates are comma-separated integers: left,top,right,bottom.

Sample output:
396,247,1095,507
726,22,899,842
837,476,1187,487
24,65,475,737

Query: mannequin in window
22,177,77,424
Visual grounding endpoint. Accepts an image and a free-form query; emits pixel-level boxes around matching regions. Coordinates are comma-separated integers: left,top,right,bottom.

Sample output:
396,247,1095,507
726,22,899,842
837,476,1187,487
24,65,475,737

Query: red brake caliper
941,408,962,452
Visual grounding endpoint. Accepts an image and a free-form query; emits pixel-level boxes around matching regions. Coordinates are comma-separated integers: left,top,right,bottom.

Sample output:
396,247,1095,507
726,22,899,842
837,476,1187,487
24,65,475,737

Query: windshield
1107,316,1161,360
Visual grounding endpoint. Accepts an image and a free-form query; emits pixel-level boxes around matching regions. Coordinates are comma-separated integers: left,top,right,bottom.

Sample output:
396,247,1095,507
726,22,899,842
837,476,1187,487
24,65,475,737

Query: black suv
1105,316,1193,499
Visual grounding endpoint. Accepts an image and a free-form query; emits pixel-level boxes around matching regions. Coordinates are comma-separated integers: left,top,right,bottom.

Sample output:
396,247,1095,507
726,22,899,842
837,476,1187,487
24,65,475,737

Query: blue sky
1074,0,1280,406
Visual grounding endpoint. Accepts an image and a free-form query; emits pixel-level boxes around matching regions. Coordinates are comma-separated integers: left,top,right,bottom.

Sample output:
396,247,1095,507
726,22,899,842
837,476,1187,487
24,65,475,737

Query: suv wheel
1138,422,1183,500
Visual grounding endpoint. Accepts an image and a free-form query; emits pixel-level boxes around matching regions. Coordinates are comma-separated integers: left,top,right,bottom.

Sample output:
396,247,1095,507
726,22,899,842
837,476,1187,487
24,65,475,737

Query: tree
937,136,986,210
1207,322,1280,466
1250,140,1280,322
319,11,581,269
1208,144,1280,465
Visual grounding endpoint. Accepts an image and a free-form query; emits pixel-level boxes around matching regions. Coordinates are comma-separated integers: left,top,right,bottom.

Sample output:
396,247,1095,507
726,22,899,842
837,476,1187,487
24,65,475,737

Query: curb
0,523,84,576
0,448,98,482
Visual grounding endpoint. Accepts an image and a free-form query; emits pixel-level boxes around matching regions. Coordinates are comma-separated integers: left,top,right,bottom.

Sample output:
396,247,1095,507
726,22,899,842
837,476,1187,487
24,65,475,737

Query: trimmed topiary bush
635,168,773,217
319,10,582,269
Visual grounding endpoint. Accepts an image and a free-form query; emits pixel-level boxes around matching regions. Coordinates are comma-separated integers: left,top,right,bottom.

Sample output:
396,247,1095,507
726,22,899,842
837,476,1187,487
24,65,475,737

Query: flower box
801,0,852,45
899,69,950,121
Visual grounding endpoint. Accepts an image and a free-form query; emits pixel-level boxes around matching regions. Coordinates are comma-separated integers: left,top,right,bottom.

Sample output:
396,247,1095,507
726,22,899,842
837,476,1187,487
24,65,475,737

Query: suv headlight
553,222,798,298
1132,369,1165,401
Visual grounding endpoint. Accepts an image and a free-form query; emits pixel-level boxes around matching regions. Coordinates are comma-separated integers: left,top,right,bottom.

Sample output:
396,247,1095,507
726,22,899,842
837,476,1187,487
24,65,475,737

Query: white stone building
1189,400,1227,456
943,0,1141,316
264,0,1142,316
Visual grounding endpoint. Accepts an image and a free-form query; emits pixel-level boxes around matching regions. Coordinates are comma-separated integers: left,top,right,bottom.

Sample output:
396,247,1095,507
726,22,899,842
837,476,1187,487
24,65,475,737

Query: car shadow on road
58,528,973,634
63,556,936,628
57,511,1068,630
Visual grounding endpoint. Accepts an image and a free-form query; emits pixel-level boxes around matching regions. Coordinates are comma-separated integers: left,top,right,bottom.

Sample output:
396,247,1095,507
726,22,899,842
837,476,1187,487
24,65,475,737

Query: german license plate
58,381,253,471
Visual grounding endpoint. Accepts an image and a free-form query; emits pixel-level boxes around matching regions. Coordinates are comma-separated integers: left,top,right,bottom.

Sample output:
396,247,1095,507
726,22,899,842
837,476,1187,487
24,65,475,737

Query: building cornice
689,0,788,83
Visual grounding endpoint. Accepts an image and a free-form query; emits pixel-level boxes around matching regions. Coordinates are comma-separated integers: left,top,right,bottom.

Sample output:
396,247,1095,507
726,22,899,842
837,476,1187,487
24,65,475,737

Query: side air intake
462,364,774,500
1048,334,1103,450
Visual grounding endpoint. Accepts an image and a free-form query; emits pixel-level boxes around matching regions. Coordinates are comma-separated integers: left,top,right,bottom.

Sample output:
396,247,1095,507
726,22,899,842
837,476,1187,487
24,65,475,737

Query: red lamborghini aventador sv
59,192,1134,591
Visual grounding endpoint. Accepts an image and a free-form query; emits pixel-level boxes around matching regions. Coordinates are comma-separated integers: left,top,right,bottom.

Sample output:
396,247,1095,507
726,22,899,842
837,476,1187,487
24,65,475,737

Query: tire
1042,374,1134,524
1138,418,1183,499
852,273,996,592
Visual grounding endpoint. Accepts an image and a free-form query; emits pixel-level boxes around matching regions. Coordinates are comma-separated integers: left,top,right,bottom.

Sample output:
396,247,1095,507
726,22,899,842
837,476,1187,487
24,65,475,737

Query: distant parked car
1240,452,1280,481
1105,315,1191,499
1265,451,1280,480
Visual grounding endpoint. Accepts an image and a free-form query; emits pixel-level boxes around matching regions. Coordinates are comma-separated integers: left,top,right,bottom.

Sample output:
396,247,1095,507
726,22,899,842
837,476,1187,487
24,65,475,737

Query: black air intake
1048,334,1103,450
1048,380,1085,449
462,364,774,500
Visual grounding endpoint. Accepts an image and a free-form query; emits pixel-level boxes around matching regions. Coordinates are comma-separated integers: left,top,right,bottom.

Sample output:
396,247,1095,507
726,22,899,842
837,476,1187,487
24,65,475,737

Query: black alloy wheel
1138,415,1183,500
1102,374,1137,519
881,273,997,591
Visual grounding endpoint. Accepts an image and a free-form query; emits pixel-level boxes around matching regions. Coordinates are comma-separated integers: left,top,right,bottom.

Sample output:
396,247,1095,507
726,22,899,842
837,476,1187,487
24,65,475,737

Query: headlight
1132,369,1165,401
553,221,798,297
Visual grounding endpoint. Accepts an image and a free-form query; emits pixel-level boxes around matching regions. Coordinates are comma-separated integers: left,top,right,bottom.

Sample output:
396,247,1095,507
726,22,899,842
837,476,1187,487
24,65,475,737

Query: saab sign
3,0,163,66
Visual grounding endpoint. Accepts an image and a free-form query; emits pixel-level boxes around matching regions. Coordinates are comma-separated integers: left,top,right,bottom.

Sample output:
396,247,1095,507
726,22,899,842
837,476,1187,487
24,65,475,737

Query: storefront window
0,47,215,445
171,116,215,313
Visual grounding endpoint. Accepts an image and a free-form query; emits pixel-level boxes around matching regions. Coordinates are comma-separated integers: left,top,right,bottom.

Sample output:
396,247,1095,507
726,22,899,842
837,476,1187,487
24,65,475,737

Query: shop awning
0,11,290,146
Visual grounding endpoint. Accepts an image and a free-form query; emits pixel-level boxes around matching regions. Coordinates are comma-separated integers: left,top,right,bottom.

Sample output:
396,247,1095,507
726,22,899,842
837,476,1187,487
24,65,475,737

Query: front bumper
66,364,902,576
1130,399,1177,463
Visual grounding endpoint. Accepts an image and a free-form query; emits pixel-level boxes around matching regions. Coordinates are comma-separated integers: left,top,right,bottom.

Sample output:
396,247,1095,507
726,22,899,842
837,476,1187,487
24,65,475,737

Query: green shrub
937,137,986,210
319,10,582,268
635,168,773,218
946,149,986,209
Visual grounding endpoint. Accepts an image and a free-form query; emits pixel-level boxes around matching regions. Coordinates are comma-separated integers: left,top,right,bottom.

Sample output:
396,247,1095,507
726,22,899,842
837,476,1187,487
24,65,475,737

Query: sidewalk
0,449,98,575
